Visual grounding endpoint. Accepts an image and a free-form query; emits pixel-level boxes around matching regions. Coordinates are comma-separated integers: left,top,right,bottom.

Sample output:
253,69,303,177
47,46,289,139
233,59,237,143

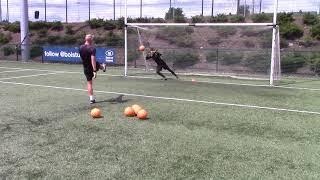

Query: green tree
251,13,272,23
303,12,319,26
165,8,186,22
277,12,294,25
280,23,303,40
311,23,320,40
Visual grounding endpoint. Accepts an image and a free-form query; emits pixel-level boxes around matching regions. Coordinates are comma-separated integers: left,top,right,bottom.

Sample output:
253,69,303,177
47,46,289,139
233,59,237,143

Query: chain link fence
0,42,319,79
126,47,320,78
2,0,319,23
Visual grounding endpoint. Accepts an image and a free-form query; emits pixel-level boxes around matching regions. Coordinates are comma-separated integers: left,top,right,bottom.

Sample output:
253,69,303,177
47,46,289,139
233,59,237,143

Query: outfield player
79,34,106,104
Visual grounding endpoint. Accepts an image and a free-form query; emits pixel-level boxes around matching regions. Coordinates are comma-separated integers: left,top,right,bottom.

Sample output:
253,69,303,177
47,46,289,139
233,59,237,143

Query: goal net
123,0,280,85
126,25,280,85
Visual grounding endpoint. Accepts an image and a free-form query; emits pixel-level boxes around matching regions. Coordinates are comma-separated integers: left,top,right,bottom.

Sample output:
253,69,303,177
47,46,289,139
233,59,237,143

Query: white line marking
0,80,319,115
98,74,320,92
0,72,60,80
0,69,32,73
0,66,22,69
0,66,49,71
0,66,319,91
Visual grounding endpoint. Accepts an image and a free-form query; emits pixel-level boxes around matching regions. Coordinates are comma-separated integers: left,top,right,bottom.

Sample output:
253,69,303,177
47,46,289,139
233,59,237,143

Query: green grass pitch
0,61,320,179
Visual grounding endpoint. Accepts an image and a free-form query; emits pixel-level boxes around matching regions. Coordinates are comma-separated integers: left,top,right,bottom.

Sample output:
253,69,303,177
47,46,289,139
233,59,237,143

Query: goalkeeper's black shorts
156,64,170,72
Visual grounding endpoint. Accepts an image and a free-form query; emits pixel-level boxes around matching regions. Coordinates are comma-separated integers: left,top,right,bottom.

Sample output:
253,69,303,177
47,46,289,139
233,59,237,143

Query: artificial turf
0,61,320,179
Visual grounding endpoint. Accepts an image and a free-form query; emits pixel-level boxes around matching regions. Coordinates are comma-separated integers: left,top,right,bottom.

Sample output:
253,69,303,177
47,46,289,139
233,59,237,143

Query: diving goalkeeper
145,48,179,80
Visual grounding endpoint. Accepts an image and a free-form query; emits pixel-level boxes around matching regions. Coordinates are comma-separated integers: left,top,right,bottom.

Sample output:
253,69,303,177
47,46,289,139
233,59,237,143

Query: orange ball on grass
124,107,136,117
91,108,102,118
132,104,142,114
137,109,148,120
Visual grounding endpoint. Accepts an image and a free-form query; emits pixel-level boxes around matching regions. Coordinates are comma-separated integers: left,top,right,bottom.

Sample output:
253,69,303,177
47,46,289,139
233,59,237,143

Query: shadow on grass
95,95,131,104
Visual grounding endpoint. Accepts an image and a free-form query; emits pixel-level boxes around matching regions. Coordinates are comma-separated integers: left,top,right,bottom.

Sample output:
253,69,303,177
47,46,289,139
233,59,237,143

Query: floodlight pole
244,0,247,17
173,0,175,20
113,0,115,20
170,0,173,19
6,0,8,21
124,0,128,76
259,0,262,13
21,0,30,61
89,0,91,20
211,0,214,17
65,0,68,23
252,0,255,14
44,0,47,22
0,0,2,22
270,0,279,86
140,0,142,18
236,0,240,15
201,0,204,16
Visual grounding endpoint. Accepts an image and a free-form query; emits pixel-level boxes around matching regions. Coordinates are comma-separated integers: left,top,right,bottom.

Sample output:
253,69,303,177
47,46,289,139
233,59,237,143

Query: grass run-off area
0,61,320,179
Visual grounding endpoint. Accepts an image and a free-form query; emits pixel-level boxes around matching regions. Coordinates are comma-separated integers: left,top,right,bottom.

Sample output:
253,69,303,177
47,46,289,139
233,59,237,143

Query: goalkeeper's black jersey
146,52,167,66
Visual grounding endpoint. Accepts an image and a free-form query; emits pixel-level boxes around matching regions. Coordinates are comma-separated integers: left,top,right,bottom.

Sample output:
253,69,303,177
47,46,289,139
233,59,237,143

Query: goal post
123,0,280,86
124,0,128,76
270,25,281,86
270,0,280,86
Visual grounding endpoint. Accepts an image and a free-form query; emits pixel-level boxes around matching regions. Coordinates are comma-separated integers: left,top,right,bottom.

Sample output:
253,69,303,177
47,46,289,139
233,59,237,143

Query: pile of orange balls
124,104,148,120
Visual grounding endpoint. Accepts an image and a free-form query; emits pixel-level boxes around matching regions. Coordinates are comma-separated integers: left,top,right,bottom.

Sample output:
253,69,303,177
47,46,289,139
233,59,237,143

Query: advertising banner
43,46,116,64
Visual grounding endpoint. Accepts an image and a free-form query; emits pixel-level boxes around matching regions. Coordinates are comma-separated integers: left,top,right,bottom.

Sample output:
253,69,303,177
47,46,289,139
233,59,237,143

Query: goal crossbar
126,23,274,27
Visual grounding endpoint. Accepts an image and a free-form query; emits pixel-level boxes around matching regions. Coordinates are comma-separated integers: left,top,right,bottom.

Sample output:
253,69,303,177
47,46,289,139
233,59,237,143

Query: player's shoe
102,63,107,72
90,99,96,104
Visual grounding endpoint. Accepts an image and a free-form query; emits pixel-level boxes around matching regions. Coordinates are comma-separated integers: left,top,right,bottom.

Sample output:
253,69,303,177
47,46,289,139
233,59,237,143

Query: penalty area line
0,80,319,115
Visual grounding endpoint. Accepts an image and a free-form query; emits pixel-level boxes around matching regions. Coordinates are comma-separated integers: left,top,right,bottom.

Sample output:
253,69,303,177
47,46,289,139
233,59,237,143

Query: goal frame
124,0,280,86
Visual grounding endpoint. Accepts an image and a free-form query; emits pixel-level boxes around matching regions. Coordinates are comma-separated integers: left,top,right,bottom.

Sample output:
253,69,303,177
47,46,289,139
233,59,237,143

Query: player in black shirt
145,48,179,80
79,34,106,104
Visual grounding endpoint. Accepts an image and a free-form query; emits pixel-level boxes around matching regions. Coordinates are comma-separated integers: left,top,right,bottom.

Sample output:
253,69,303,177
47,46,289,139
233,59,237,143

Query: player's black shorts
156,64,170,72
83,62,100,81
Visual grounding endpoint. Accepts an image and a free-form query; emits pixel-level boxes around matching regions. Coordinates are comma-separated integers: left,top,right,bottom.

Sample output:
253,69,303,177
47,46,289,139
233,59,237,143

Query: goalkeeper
145,48,179,80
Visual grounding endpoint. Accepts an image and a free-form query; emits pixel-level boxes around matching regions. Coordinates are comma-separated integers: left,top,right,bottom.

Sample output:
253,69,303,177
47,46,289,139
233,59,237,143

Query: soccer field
0,61,320,179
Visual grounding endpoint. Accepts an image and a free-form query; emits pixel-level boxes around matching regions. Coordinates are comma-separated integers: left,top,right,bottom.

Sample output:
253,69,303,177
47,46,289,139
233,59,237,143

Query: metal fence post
41,47,44,63
216,48,219,73
134,57,137,68
16,44,19,61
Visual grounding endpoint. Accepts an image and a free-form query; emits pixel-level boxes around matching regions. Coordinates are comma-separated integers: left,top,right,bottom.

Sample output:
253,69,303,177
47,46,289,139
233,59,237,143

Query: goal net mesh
126,25,279,83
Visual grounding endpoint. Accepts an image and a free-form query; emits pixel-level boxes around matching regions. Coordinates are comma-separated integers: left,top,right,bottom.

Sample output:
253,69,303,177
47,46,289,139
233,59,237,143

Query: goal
123,0,281,86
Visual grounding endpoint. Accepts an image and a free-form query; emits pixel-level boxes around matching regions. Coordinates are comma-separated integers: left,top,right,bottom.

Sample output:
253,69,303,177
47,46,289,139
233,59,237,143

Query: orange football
137,109,148,120
138,45,145,51
91,108,102,118
132,104,142,114
124,107,136,117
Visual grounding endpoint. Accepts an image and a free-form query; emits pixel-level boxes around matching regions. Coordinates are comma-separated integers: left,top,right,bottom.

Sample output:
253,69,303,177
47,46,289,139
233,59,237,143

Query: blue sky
3,0,320,22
